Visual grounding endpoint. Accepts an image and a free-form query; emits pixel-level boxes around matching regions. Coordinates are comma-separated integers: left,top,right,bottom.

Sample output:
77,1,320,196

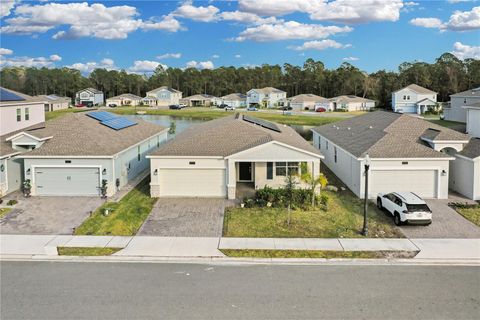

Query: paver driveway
138,198,228,237
398,198,480,239
0,193,102,235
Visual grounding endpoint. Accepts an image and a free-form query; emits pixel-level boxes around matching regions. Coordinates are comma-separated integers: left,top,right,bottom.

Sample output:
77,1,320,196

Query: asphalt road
1,262,479,320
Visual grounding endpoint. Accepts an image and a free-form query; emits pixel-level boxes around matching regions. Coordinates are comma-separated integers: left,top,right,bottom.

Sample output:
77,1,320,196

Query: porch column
227,159,236,199
313,159,321,194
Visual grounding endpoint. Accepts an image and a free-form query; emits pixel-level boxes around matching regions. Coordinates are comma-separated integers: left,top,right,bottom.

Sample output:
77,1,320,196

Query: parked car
217,104,228,109
377,192,432,226
179,103,187,108
282,106,292,111
224,105,235,111
75,103,85,108
108,103,117,108
169,104,182,110
247,106,258,111
316,107,327,112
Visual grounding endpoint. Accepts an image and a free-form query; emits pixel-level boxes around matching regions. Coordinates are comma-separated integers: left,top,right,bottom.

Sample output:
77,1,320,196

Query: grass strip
57,247,121,256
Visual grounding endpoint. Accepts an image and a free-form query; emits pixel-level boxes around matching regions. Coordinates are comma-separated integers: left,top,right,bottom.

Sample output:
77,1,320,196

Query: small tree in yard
285,171,297,227
300,163,328,207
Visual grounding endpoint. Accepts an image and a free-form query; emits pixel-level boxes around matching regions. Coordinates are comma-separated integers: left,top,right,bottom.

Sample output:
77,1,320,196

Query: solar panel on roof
242,115,281,132
87,111,118,122
101,117,137,130
0,88,26,102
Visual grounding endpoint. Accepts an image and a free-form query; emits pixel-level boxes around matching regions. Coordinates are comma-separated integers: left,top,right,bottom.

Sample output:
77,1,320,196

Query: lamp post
361,154,371,236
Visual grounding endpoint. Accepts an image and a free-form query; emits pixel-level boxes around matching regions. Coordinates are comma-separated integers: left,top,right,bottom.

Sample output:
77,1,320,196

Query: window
407,95,410,100
334,147,338,163
157,137,160,148
267,162,273,180
318,136,321,149
464,98,467,104
326,141,329,150
275,162,299,176
300,162,308,175
403,95,406,100
137,146,141,161
16,108,21,122
25,108,29,121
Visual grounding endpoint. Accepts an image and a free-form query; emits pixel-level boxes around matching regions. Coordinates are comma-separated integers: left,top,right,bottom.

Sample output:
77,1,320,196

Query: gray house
5,111,167,196
76,88,104,106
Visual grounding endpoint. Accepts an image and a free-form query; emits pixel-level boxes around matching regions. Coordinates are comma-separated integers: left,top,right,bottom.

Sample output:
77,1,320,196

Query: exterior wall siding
466,108,480,138
446,96,480,123
0,103,45,136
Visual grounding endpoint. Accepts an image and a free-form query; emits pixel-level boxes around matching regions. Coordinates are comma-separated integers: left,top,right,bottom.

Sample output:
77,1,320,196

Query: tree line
1,53,478,108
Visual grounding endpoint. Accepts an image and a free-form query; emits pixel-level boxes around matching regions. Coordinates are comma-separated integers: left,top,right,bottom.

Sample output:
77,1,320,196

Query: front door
238,162,252,181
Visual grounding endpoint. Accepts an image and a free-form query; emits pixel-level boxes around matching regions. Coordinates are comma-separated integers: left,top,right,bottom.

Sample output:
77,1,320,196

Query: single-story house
144,86,182,107
449,138,480,200
148,115,323,199
36,94,71,112
312,111,470,199
330,95,376,111
392,84,437,114
106,93,142,107
75,88,104,106
221,93,247,108
287,94,332,111
180,94,219,107
6,111,168,197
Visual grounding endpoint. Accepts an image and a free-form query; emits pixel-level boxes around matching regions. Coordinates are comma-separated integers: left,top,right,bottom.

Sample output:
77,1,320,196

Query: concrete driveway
398,198,480,239
138,198,228,237
0,193,102,235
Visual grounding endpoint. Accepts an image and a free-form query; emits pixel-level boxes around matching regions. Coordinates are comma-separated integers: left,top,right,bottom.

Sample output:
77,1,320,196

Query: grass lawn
45,107,98,121
0,208,12,218
454,205,480,227
57,247,121,256
74,177,156,236
428,119,465,129
221,249,418,259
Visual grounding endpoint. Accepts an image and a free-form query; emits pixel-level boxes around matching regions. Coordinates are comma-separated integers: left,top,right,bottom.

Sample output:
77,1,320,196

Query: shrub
255,186,314,210
6,200,17,206
319,194,329,211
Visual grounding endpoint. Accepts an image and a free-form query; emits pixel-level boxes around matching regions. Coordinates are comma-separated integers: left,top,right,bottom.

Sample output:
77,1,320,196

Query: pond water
127,114,313,140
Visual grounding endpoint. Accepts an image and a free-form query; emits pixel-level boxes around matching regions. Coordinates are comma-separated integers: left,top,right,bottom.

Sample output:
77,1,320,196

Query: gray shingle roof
151,115,321,157
249,87,285,94
450,87,480,97
0,123,46,158
312,111,468,158
182,94,218,101
80,87,102,94
107,93,142,100
395,84,437,95
330,95,375,103
221,93,247,101
18,113,166,157
459,138,480,159
147,86,181,94
290,94,330,103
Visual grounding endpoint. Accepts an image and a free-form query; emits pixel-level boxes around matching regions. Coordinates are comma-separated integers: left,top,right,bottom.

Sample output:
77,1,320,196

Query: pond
127,114,313,140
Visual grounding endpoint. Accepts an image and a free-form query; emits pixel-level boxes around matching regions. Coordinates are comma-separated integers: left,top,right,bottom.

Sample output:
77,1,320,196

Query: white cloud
1,2,182,39
452,42,480,60
410,6,480,31
235,54,242,58
0,54,61,68
68,58,117,74
49,54,62,61
212,54,220,59
0,48,13,55
186,60,214,69
0,0,17,18
288,39,351,51
156,53,182,59
343,56,359,61
233,21,352,42
129,60,166,73
239,0,407,24
410,17,445,28
220,11,279,25
173,2,219,22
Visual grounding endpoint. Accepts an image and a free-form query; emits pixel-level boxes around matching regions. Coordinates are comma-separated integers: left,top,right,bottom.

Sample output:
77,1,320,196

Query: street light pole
362,154,370,236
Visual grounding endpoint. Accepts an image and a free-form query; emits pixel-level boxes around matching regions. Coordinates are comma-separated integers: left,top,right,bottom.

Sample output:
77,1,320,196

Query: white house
36,94,71,112
180,94,219,107
330,95,376,112
444,87,480,123
392,84,437,114
449,138,480,201
75,88,104,106
287,94,332,111
148,115,323,199
143,86,182,107
464,103,480,138
311,111,470,199
246,87,287,108
221,93,247,108
106,93,142,107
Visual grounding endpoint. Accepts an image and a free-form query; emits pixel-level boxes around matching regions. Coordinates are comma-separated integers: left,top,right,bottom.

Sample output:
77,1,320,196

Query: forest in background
1,53,479,108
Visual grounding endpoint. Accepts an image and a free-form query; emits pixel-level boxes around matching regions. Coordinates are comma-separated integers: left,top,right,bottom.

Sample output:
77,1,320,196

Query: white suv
377,192,432,226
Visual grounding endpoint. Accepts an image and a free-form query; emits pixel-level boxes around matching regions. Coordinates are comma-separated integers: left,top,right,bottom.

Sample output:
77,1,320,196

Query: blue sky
0,0,479,74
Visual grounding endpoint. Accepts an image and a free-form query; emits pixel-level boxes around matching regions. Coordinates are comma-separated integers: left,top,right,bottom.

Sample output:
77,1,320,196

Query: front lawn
74,177,156,236
428,119,465,129
45,108,96,121
57,247,121,256
0,208,12,218
453,204,480,227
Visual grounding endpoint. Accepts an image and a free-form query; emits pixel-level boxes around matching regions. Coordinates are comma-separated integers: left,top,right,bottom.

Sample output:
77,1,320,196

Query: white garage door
35,167,100,196
370,170,438,198
158,169,226,197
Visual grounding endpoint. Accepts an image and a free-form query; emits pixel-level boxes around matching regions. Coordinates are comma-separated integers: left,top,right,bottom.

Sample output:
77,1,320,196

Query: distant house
330,95,376,111
143,86,182,107
75,88,104,106
465,102,480,138
36,94,71,112
392,84,437,114
287,94,332,111
246,87,287,108
181,94,219,107
444,87,480,123
221,93,247,108
106,93,142,107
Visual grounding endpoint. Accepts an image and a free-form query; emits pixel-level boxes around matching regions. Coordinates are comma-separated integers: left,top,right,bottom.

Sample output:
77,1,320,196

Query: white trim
0,152,21,160
361,156,456,161
154,166,226,170
455,154,480,161
225,140,324,160
6,132,52,142
147,155,224,159
18,155,113,159
31,165,102,193
462,105,480,110
421,138,469,144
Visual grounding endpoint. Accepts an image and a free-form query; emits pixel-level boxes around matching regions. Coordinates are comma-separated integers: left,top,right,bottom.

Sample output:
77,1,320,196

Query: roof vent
347,127,351,130
369,125,373,129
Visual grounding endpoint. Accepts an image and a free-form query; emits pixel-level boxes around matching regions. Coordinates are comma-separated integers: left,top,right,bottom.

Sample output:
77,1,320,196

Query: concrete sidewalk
1,235,479,261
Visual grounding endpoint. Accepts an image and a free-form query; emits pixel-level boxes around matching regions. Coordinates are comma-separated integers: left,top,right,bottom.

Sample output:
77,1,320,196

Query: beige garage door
369,170,438,198
158,169,226,197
